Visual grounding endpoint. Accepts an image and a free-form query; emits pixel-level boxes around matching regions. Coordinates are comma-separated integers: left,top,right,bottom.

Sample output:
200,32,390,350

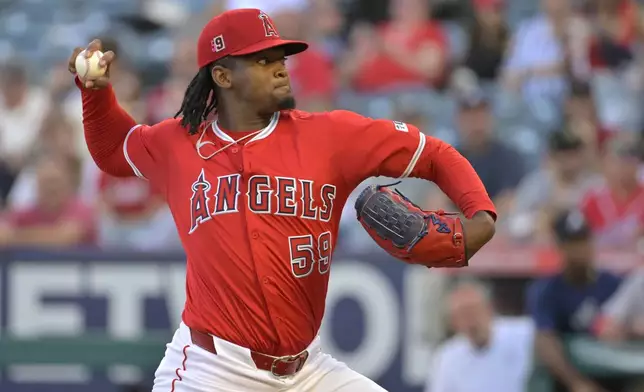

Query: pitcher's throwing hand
67,39,115,89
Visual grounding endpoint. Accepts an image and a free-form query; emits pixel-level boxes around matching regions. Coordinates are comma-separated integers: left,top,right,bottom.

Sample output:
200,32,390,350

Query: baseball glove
354,183,467,268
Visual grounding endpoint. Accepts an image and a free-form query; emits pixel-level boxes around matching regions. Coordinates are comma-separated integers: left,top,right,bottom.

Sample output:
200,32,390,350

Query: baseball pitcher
69,8,497,392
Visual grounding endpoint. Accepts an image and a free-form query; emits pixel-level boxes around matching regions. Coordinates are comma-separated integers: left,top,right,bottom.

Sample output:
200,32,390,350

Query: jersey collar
211,112,279,144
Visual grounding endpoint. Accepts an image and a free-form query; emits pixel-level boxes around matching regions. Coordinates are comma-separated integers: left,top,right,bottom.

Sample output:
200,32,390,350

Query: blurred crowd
1,0,644,391
429,209,644,392
1,0,643,253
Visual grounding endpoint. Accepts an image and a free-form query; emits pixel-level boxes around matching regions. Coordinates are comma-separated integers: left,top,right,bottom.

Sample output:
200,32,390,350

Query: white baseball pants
152,322,387,392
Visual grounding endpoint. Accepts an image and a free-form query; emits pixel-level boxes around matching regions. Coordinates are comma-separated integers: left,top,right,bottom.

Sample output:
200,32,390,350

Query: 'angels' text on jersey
189,169,336,234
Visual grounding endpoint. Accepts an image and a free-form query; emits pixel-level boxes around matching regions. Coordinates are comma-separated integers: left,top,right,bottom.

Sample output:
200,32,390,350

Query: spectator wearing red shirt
0,154,95,248
287,47,336,110
588,0,641,72
580,137,644,248
340,0,448,93
97,172,180,252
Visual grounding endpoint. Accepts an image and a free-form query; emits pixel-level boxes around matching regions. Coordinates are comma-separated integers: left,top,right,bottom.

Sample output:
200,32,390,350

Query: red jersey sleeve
329,110,496,219
328,110,425,180
76,77,172,184
123,120,172,182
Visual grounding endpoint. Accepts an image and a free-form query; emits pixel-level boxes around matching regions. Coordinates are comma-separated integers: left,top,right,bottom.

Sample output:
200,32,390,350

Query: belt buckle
270,351,308,378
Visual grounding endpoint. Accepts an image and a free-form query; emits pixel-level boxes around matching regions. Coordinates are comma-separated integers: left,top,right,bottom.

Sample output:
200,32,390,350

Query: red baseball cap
197,8,308,68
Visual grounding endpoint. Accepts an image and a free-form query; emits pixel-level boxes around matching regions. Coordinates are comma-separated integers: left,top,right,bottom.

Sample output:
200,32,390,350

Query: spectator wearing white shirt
426,281,534,392
502,0,590,106
0,59,51,203
0,60,50,169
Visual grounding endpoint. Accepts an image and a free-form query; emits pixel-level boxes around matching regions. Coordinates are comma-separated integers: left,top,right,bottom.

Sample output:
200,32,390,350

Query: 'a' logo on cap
258,12,279,37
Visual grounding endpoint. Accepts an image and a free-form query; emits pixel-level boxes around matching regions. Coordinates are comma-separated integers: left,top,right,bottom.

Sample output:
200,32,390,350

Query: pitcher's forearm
77,77,138,176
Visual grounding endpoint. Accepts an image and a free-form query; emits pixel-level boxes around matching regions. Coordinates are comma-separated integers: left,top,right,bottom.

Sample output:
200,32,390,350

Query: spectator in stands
455,90,525,218
271,1,338,111
305,0,344,59
111,66,144,124
97,172,181,252
501,0,587,104
6,107,81,210
527,209,623,392
427,280,534,392
509,131,601,243
145,35,198,124
593,129,644,336
565,82,606,153
587,0,640,70
588,0,644,133
580,137,644,249
35,108,80,159
0,153,95,249
462,0,509,84
339,0,447,93
0,59,51,204
595,269,644,342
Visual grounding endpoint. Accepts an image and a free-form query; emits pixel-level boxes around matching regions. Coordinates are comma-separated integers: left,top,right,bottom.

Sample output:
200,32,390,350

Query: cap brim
231,39,308,57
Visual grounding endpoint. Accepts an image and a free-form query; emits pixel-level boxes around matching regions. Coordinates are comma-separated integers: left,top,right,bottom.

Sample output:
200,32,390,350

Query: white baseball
74,50,106,81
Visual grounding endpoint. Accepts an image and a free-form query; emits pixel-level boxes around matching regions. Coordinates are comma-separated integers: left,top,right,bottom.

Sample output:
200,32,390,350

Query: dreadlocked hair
174,66,217,135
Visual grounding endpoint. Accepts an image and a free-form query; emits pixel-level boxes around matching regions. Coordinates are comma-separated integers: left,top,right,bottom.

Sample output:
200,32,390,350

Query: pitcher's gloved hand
354,183,467,268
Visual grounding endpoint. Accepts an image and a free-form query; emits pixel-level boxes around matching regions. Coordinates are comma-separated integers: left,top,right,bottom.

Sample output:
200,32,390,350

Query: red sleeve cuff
74,75,83,89
478,209,498,222
74,76,115,96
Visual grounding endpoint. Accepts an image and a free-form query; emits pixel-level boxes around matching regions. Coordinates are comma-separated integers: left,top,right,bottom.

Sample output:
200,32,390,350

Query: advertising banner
0,249,437,392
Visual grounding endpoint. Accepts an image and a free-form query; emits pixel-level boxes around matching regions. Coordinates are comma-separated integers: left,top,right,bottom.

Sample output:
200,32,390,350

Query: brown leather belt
189,328,309,377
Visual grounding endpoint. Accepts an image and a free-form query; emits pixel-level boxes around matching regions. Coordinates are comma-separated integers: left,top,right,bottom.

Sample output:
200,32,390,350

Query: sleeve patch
393,121,408,132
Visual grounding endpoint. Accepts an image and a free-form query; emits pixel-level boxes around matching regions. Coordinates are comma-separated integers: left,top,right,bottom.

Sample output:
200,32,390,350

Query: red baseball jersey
121,109,494,356
580,183,644,248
